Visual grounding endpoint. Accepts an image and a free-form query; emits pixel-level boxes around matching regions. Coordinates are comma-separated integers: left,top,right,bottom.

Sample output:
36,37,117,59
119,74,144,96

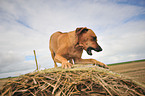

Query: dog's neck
68,31,83,50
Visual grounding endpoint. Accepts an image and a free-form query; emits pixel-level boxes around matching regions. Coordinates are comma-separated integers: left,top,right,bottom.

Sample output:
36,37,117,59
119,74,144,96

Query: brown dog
49,27,108,69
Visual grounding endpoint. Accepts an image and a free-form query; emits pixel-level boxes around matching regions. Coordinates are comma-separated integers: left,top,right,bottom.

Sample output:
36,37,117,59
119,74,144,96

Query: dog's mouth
87,47,93,55
86,47,102,55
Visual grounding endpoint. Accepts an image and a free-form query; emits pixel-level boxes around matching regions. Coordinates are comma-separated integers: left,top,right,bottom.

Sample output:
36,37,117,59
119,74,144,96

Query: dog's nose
96,46,102,52
97,48,102,52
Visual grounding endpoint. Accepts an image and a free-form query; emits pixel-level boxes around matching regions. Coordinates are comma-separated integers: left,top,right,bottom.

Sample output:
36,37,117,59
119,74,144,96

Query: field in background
108,59,145,66
108,59,145,85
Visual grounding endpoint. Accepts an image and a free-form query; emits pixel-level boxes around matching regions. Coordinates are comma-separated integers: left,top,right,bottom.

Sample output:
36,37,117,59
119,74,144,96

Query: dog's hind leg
50,49,58,67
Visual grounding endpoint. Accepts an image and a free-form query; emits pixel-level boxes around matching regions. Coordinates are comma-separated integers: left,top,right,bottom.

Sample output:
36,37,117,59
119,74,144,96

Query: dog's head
75,27,102,55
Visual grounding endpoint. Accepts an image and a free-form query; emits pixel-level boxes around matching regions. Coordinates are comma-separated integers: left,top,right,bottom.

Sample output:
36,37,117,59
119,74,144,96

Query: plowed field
109,61,145,85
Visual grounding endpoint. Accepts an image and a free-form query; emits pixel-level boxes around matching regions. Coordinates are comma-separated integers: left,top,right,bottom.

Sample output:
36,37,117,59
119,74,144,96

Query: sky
0,0,145,78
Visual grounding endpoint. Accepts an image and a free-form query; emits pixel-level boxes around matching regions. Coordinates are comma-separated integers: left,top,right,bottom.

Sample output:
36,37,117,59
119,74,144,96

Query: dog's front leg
54,54,72,69
75,58,108,69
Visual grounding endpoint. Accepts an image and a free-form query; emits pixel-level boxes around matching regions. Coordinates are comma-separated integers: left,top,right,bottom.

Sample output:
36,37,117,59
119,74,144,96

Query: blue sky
0,0,145,78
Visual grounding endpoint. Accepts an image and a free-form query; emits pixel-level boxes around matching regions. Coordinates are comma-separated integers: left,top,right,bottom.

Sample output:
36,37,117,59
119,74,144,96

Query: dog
49,27,108,69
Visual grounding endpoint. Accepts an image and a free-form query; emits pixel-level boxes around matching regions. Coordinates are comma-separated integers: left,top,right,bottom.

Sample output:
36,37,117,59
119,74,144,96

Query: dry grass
0,64,145,96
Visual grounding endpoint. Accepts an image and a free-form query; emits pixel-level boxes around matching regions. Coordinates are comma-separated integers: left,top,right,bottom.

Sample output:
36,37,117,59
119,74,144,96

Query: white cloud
0,0,145,78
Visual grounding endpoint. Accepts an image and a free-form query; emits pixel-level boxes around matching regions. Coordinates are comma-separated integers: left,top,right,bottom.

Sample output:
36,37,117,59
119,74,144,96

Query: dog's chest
65,48,82,59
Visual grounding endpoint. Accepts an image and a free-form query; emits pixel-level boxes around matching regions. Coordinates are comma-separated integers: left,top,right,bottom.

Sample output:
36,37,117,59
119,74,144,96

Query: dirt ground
0,79,9,90
109,61,145,85
0,61,145,90
0,78,17,90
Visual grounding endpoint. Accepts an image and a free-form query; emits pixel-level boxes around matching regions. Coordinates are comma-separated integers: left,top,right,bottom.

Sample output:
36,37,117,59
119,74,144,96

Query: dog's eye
92,36,97,41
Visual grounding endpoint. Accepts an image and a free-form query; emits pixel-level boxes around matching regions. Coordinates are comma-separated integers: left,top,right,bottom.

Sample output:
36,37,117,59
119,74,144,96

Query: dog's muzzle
87,46,102,55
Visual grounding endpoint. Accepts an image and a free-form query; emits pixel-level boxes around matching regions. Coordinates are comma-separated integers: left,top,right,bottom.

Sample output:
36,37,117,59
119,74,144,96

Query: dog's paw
62,62,72,69
99,63,109,69
98,64,109,69
91,59,109,69
103,64,109,69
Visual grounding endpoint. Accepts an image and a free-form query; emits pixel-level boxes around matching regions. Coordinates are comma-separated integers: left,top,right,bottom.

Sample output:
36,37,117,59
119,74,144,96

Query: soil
109,61,145,85
0,78,16,90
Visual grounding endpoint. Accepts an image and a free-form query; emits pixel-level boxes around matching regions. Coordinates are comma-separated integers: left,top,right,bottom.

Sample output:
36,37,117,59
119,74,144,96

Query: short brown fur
49,27,108,69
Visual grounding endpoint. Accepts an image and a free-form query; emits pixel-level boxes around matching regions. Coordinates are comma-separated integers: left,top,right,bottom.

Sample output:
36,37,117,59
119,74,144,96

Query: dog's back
50,31,70,51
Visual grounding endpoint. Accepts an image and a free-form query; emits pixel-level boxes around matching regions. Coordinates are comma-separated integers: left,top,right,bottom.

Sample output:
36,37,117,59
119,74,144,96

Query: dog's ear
76,27,88,35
